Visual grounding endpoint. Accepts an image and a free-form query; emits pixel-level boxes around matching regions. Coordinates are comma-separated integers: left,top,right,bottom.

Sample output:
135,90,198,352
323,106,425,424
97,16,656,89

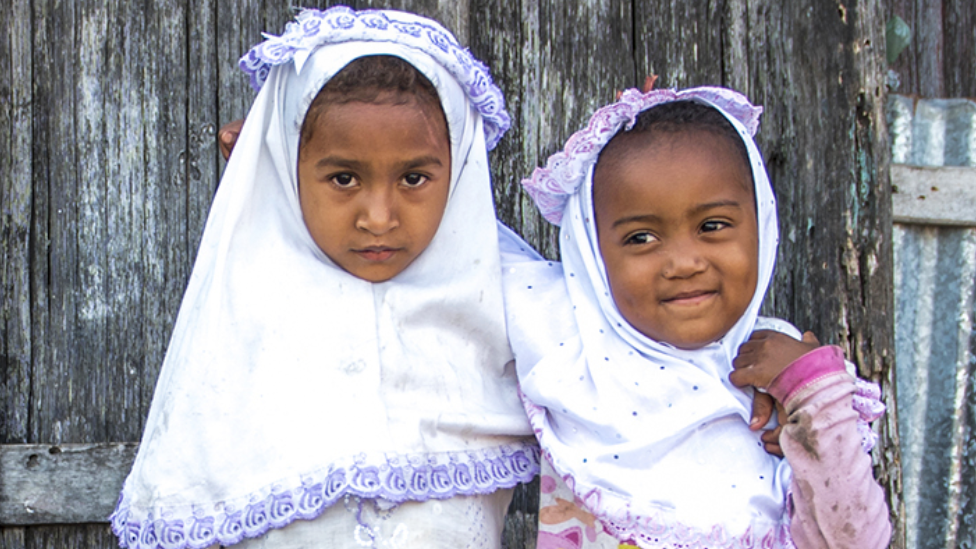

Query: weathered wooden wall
886,0,976,98
1,0,900,547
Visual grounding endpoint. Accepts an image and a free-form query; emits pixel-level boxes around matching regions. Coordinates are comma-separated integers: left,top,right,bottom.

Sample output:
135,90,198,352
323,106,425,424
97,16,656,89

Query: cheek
723,242,759,311
604,255,660,320
413,185,451,242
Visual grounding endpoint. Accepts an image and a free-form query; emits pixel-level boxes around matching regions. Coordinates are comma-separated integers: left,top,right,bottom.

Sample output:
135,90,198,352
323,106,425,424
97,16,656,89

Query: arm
768,346,891,549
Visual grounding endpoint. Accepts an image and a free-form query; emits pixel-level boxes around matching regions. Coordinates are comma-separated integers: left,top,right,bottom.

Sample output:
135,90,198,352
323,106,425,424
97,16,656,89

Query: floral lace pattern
110,444,539,549
520,87,764,224
853,377,885,452
238,6,511,150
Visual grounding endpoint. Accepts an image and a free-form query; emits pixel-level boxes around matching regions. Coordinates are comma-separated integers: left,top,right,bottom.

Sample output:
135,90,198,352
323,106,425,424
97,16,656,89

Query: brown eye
701,220,729,233
402,173,429,188
331,173,356,188
624,231,657,245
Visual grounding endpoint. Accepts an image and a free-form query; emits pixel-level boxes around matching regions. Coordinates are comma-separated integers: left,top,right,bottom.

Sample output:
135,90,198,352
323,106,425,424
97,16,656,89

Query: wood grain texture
0,444,138,525
891,165,976,226
471,0,635,260
941,0,976,98
887,0,976,98
1,1,905,547
0,0,33,447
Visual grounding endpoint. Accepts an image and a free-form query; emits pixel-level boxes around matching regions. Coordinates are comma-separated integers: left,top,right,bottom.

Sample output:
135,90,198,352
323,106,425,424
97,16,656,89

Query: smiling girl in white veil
503,87,890,548
111,7,537,549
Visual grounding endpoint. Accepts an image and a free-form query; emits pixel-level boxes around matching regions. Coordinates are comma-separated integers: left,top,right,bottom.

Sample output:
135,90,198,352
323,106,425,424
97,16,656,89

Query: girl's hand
730,329,820,391
749,391,785,457
219,119,245,160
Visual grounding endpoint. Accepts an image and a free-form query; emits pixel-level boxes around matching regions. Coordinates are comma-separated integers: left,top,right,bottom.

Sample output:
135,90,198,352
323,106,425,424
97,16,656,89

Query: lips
661,289,717,306
353,246,402,262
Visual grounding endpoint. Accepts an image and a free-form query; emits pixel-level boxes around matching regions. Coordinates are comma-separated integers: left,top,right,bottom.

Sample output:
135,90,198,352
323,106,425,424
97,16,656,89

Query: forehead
593,131,755,214
303,98,450,152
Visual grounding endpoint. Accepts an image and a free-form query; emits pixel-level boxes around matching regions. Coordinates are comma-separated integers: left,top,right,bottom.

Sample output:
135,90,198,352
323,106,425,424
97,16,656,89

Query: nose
355,187,399,235
661,240,707,279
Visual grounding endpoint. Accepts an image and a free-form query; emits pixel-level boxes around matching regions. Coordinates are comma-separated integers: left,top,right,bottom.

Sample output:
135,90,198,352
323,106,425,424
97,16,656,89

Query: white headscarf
112,8,537,549
505,88,796,547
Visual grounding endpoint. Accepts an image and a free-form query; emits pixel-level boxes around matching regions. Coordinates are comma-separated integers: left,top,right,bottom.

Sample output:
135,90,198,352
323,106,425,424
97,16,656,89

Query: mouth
353,246,402,262
661,289,717,307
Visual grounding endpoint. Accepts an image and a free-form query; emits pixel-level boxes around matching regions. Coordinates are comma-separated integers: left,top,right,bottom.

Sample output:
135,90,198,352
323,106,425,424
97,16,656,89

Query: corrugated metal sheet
888,95,976,549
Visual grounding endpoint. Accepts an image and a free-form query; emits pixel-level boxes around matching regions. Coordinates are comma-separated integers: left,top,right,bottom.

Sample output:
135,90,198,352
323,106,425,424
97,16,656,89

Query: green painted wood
886,0,976,98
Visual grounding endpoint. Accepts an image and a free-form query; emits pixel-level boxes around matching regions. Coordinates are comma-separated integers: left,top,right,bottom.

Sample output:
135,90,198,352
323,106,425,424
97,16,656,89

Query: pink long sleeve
768,346,891,549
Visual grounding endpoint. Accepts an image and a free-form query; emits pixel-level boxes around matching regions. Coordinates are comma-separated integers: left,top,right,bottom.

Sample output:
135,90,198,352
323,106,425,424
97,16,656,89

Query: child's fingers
750,391,775,430
733,341,761,368
762,426,784,457
728,367,758,388
218,119,245,160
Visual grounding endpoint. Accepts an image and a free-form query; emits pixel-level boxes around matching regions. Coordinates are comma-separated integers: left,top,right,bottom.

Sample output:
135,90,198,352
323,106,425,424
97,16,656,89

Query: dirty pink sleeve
780,368,891,549
767,346,847,404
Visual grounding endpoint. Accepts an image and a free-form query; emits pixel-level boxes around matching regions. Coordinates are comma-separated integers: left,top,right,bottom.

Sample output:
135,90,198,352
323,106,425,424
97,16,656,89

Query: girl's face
297,97,451,282
594,130,758,350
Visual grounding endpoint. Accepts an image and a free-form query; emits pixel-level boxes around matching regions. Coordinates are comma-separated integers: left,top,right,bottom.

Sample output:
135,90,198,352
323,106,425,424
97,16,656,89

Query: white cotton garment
112,8,537,549
504,90,797,547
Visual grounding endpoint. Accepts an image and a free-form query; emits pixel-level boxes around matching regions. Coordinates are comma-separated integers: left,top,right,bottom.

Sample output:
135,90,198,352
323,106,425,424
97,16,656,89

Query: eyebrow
314,155,445,171
691,199,743,214
610,200,743,229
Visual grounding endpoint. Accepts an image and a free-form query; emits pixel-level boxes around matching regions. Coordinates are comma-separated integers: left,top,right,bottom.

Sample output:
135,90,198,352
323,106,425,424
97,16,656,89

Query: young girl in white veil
503,87,890,548
111,7,537,548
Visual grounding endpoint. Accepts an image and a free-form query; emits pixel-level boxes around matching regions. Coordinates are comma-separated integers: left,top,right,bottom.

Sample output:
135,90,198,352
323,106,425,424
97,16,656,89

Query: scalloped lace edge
237,6,510,150
110,443,540,549
520,87,763,225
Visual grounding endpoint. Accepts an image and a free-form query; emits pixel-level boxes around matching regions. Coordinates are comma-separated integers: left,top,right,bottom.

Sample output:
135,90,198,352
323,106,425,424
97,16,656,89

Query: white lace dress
228,490,514,549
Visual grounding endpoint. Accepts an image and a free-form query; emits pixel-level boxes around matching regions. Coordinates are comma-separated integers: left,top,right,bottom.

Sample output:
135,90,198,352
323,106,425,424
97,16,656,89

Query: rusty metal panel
890,95,976,549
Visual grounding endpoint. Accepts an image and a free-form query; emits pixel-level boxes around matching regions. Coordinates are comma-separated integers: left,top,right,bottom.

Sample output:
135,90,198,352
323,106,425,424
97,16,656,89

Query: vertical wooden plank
634,0,725,88
720,0,751,96
31,0,79,446
914,0,945,98
21,0,76,540
737,0,905,545
187,0,218,267
942,0,976,98
22,524,116,549
69,0,112,443
885,0,917,95
1,0,34,447
135,0,191,439
472,0,635,260
886,0,954,98
1,0,33,545
102,0,148,443
2,528,26,549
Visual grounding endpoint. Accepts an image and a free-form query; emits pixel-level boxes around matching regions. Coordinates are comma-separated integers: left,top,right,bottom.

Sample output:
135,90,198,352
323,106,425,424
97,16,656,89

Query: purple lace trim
853,377,885,452
110,444,539,549
238,6,510,150
521,87,764,225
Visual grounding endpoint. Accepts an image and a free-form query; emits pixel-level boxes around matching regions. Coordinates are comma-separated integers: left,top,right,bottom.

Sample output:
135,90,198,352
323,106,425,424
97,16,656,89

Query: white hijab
112,8,536,549
505,88,797,547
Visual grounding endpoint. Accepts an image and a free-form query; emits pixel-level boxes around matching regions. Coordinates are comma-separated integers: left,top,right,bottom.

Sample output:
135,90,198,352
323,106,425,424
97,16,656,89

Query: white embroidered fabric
232,490,513,549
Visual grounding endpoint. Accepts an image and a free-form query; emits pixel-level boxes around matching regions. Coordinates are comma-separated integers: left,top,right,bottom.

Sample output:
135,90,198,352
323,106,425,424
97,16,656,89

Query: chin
644,328,727,350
